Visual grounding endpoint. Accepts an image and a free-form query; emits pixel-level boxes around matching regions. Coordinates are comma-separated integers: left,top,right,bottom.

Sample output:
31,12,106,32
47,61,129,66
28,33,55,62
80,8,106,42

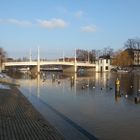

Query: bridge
3,60,97,73
1,48,111,73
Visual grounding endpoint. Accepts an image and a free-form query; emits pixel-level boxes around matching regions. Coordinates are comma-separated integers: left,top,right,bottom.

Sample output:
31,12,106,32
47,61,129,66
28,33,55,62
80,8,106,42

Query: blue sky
0,0,140,59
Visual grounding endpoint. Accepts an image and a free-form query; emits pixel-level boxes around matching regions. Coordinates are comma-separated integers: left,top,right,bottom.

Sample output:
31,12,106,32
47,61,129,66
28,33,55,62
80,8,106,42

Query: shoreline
0,73,20,86
0,86,65,140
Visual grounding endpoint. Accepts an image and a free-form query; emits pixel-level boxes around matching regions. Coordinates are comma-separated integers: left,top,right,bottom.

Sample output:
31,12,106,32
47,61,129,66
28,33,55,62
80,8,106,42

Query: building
96,55,111,72
126,49,140,66
133,49,140,65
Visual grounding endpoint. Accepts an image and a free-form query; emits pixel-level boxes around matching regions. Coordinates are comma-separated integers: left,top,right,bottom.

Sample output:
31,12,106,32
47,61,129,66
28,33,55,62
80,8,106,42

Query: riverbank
0,86,65,140
0,73,19,86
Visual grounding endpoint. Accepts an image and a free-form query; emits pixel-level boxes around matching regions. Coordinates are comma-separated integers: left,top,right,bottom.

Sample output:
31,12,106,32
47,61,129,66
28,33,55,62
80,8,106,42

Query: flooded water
10,72,140,140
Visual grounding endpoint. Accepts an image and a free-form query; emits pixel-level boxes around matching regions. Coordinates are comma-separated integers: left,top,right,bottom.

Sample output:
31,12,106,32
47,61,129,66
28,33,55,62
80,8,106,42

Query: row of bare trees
77,38,140,67
76,46,114,63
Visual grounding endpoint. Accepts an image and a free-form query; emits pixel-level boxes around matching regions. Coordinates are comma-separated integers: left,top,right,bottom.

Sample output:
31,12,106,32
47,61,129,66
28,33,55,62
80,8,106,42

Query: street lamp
88,50,90,63
75,48,77,63
63,50,64,62
0,54,1,72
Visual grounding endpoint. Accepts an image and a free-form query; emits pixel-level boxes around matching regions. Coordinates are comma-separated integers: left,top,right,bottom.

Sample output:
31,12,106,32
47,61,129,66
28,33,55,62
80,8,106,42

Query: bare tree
0,47,7,72
112,50,133,67
95,49,102,58
76,47,114,63
0,47,7,63
89,50,96,63
125,38,140,49
102,46,114,57
76,49,96,63
76,49,88,62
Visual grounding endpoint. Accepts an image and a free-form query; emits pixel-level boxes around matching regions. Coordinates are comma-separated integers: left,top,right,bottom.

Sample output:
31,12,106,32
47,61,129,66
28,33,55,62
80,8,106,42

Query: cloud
37,18,68,29
0,18,32,27
0,18,69,29
75,11,84,18
81,25,97,33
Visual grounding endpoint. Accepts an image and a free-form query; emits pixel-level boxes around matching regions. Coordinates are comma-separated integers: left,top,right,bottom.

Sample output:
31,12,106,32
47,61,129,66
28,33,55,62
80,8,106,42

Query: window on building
100,59,102,63
105,66,108,70
106,59,108,63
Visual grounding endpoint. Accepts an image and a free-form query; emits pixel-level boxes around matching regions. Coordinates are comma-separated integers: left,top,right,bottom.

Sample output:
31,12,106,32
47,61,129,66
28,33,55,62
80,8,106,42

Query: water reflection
8,71,140,140
12,71,140,104
37,74,40,98
117,73,140,104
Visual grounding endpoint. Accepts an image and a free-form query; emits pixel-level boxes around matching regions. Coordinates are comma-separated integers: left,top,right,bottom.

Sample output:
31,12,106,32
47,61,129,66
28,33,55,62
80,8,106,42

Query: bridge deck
4,61,96,67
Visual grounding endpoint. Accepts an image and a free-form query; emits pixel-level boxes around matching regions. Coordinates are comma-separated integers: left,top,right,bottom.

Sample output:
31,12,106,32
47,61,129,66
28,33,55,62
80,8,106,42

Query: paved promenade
0,87,65,140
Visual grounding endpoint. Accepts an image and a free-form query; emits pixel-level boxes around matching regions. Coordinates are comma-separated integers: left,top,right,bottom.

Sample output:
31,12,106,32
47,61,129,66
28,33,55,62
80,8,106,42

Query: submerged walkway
0,87,65,140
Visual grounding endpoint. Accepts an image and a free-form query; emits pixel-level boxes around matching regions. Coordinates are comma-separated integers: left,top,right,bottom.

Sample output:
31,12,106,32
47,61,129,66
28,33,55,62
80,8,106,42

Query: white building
96,56,111,72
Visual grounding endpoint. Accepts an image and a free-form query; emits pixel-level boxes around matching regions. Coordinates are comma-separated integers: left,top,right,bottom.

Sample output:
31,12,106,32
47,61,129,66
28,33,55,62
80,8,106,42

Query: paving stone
0,88,65,140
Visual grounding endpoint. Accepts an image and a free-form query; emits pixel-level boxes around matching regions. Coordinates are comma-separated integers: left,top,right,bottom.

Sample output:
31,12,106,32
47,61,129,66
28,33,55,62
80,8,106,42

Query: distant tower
75,48,77,63
63,50,65,62
88,50,90,63
74,48,77,72
29,48,32,62
37,47,40,73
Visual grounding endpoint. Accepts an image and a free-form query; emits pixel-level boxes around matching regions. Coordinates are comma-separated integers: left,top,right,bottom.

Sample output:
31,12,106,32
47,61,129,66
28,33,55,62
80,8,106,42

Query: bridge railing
5,59,97,64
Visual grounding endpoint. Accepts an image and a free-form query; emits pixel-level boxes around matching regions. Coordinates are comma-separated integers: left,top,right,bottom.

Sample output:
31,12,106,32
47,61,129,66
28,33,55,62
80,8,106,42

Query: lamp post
75,48,77,63
88,50,90,63
63,50,64,62
74,48,77,73
37,47,40,74
29,48,32,62
0,54,1,72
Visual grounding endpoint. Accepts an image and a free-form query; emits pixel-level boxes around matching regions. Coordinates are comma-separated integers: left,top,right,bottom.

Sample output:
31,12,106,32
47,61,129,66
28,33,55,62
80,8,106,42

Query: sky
0,0,140,59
